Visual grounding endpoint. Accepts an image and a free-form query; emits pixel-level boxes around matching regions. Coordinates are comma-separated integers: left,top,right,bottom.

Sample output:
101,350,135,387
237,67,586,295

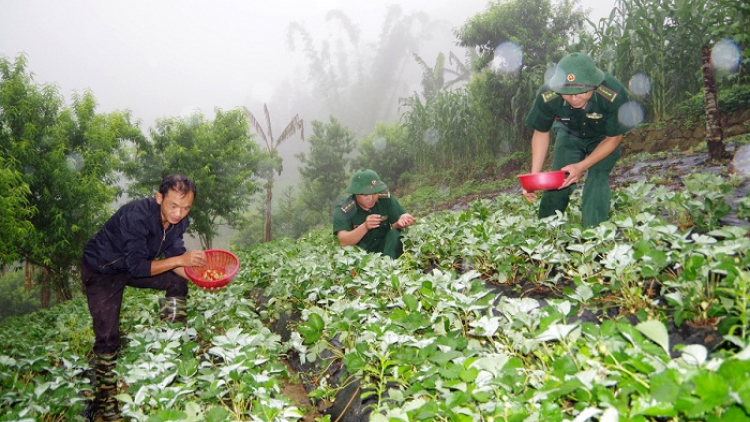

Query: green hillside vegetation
2,0,750,419
4,142,750,420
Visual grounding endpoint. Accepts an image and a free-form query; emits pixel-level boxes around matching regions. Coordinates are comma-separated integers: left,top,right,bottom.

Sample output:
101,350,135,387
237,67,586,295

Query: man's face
561,90,594,109
156,189,194,226
355,193,379,211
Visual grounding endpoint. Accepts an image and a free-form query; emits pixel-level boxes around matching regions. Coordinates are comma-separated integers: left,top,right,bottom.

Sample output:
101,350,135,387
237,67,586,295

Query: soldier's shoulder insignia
340,199,357,215
541,90,558,103
596,85,618,103
378,191,391,200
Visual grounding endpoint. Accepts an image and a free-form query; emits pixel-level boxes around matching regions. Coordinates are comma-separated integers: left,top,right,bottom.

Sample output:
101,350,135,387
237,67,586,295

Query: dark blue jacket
83,198,188,278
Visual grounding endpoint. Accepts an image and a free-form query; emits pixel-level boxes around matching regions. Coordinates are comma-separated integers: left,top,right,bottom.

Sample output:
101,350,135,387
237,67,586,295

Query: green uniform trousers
539,131,621,227
363,228,404,259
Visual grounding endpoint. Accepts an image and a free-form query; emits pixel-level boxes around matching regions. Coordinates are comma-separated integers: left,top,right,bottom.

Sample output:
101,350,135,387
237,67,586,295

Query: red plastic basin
185,249,240,291
517,170,567,192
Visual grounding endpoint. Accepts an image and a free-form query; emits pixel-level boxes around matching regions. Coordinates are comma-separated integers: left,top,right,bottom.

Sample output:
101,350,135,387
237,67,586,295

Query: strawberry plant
4,162,750,421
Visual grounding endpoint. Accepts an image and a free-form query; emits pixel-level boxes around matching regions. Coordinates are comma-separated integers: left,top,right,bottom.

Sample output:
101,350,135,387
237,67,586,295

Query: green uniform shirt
525,73,630,139
332,192,406,254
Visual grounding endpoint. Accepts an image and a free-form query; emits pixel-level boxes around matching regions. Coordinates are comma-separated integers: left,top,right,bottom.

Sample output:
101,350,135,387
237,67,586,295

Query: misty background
1,0,612,184
2,0,615,249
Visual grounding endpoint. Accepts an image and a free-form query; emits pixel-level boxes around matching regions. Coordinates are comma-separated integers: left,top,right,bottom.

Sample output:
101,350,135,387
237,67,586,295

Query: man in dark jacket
81,174,206,421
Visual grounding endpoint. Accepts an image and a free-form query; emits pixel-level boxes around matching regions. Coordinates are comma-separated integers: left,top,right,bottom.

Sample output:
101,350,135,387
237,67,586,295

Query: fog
1,0,613,191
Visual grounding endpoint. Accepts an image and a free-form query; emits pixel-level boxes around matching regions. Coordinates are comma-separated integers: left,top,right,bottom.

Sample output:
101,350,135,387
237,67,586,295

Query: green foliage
400,90,474,170
244,104,305,243
718,84,750,113
583,0,748,122
667,84,750,125
350,122,412,190
122,109,262,249
296,116,354,215
705,0,750,84
5,150,750,420
399,0,588,178
0,163,32,264
0,269,43,322
231,186,323,248
455,0,587,71
0,54,136,302
464,69,536,153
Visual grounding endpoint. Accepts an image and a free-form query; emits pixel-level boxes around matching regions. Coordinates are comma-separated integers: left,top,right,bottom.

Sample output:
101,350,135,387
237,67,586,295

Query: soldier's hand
395,213,416,229
560,164,583,188
364,214,382,230
522,189,536,203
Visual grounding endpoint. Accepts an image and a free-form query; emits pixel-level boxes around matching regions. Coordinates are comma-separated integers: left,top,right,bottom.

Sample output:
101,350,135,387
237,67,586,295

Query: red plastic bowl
185,249,240,291
517,170,567,192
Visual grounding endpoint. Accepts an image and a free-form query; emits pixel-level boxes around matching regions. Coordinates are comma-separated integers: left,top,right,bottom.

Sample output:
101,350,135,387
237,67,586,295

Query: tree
123,109,262,249
0,163,33,265
350,122,412,190
583,0,747,153
454,0,587,148
1,55,133,304
296,117,354,216
700,0,749,160
455,0,586,73
701,45,725,161
244,104,304,242
413,52,447,100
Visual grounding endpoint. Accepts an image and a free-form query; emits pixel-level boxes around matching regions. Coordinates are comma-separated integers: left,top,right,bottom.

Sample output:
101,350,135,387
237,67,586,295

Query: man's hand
151,249,206,277
182,250,207,268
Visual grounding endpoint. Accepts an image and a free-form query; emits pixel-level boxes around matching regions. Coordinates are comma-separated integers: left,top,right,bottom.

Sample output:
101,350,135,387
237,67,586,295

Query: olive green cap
346,169,388,194
548,52,605,94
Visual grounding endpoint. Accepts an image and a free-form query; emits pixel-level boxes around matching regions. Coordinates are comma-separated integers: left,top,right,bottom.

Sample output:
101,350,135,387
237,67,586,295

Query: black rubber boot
159,297,187,324
94,352,122,422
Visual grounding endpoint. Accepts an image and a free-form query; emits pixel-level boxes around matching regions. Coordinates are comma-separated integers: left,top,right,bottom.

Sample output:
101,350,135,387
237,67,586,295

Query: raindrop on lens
373,137,387,152
423,127,439,146
439,185,450,197
628,72,651,97
711,38,741,74
618,101,645,128
543,65,556,85
491,41,523,74
66,152,84,172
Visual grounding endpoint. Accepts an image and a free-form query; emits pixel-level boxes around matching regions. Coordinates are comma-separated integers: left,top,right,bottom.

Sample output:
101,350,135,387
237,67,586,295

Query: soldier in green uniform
523,52,632,227
333,169,416,259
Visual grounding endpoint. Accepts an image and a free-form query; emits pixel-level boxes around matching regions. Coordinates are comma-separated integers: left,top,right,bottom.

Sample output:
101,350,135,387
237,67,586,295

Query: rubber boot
94,352,122,422
159,297,187,324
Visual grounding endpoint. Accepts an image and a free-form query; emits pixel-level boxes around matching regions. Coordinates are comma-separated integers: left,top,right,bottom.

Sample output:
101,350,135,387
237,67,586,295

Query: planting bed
4,146,750,421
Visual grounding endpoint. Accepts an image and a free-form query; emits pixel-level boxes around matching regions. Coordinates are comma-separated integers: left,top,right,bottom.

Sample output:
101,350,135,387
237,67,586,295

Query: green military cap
548,52,605,95
346,169,388,194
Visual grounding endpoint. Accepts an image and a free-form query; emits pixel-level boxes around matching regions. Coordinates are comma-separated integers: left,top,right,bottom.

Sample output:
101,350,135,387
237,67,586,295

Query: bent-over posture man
81,174,206,421
523,52,632,227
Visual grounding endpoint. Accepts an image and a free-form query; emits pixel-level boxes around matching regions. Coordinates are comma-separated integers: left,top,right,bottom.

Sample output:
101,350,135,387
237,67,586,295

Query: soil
280,359,321,422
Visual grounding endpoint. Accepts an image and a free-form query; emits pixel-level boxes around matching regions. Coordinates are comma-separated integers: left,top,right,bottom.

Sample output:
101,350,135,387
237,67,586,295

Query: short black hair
159,174,197,198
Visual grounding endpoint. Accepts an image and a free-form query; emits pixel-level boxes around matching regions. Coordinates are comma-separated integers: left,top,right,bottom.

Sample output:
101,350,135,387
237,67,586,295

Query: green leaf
403,294,419,312
204,406,231,422
635,320,670,356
